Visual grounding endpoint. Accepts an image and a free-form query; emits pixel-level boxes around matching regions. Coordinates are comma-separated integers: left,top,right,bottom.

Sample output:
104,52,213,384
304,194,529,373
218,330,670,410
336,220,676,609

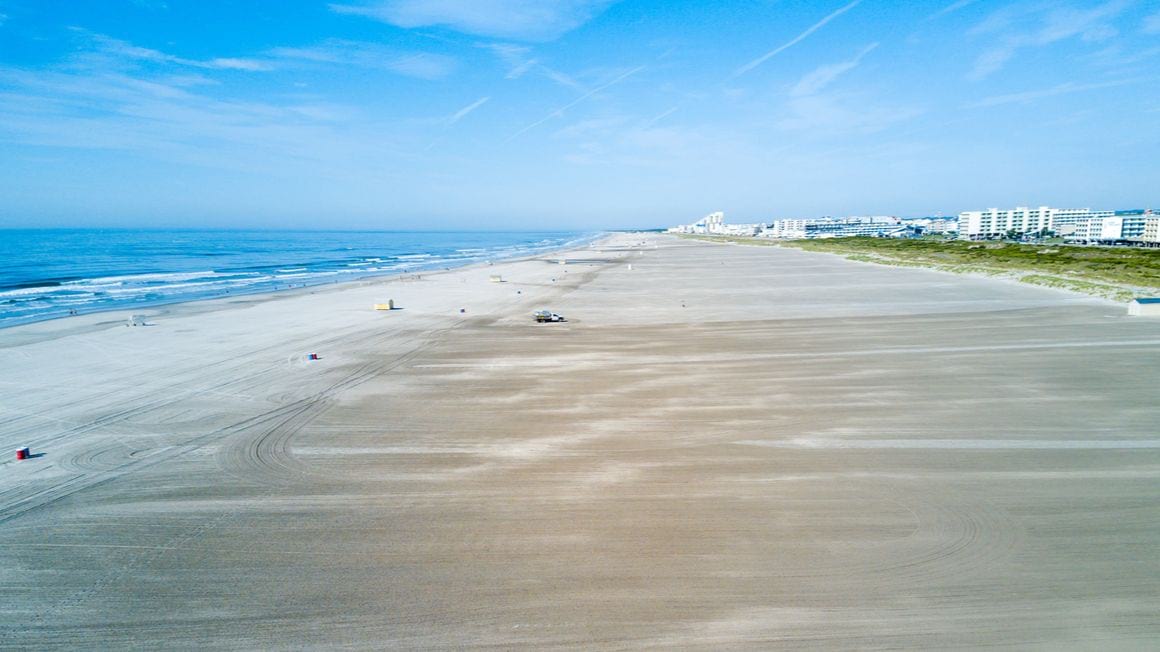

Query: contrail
641,105,680,128
448,96,490,124
731,0,862,78
505,65,646,141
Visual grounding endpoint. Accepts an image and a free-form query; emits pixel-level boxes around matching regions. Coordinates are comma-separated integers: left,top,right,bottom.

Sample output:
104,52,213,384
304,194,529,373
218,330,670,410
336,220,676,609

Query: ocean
0,229,598,328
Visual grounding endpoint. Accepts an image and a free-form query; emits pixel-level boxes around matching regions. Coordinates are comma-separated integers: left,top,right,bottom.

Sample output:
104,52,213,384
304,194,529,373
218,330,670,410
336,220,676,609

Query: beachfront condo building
957,206,1054,240
956,206,1157,243
755,216,906,239
1144,216,1160,243
667,212,762,236
669,213,908,240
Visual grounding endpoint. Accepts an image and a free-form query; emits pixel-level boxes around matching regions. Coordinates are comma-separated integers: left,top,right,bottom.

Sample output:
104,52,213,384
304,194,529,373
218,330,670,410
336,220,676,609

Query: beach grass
680,234,1160,301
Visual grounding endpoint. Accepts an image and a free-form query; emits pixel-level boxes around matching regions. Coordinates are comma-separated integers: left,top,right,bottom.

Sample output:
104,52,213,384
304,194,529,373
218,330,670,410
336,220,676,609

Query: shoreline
0,231,611,337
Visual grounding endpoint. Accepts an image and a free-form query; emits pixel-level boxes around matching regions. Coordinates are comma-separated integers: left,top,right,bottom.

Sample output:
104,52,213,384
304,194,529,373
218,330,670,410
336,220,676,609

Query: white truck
533,310,566,323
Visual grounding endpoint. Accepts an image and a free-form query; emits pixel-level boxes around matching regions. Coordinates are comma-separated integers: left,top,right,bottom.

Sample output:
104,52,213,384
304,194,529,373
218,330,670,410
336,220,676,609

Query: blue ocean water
0,229,598,328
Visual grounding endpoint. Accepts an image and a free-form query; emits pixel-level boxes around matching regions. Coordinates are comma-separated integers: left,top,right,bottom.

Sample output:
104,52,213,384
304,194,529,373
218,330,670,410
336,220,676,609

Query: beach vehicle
533,310,566,323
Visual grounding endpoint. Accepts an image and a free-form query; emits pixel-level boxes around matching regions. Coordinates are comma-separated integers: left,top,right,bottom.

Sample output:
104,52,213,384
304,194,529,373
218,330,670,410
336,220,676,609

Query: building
957,206,1054,240
757,216,904,239
671,206,1155,244
955,206,1156,243
1049,208,1113,238
1062,209,1154,244
758,219,808,239
667,211,724,234
1142,214,1160,244
666,212,761,236
803,216,904,238
904,217,959,234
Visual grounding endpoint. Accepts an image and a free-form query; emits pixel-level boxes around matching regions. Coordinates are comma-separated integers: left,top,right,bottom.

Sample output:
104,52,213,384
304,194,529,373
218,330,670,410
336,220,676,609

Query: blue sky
1,0,1157,229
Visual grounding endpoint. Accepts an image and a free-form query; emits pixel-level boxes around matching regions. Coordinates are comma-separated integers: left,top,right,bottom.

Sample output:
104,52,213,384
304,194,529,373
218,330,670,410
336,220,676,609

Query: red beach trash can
16,447,29,461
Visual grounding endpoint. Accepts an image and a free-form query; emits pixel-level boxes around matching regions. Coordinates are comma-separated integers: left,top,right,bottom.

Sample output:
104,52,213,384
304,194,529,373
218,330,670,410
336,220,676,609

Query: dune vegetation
680,234,1160,301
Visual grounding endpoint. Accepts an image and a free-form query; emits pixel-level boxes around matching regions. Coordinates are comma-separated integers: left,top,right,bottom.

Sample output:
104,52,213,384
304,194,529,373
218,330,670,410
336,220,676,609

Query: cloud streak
732,0,862,78
929,0,977,20
481,42,588,90
641,105,679,128
331,0,617,41
88,33,270,71
967,78,1139,108
448,96,490,124
82,33,456,79
791,42,878,96
269,40,457,79
505,65,645,141
967,1,1129,80
0,63,389,182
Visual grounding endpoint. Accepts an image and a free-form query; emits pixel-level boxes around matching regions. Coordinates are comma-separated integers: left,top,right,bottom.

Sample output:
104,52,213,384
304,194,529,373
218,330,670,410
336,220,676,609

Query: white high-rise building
1143,214,1160,243
666,212,760,236
957,207,1053,240
667,211,724,234
758,219,808,239
956,206,1126,241
757,216,903,239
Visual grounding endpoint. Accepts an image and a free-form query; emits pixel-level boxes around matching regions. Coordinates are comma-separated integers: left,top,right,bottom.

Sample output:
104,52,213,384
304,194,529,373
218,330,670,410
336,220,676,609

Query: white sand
2,234,1159,649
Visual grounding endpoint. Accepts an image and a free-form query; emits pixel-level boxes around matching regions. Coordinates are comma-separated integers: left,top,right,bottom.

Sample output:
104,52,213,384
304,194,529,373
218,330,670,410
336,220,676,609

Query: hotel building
957,207,1157,243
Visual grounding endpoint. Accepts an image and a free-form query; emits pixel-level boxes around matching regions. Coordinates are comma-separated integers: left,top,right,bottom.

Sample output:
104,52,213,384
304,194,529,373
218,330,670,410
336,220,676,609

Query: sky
0,0,1157,230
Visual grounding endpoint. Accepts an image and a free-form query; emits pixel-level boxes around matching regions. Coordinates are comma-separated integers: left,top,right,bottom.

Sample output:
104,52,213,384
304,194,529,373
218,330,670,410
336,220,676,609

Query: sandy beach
2,233,1159,649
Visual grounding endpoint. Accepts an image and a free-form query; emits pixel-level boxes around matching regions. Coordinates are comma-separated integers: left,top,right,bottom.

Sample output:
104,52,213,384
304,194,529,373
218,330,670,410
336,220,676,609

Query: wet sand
2,234,1159,649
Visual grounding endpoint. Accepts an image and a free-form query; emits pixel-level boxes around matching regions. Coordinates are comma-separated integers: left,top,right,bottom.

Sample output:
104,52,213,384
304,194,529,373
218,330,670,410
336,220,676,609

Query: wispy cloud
79,32,456,79
506,58,537,79
553,115,629,140
448,96,490,124
386,53,457,79
641,105,679,128
87,33,270,71
331,0,617,41
967,1,1129,80
790,42,878,96
967,78,1139,108
732,0,862,78
481,42,588,90
480,42,530,72
1144,11,1160,34
778,93,924,135
539,65,587,92
270,39,456,79
929,0,977,20
0,63,389,181
1086,42,1160,70
506,65,645,141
